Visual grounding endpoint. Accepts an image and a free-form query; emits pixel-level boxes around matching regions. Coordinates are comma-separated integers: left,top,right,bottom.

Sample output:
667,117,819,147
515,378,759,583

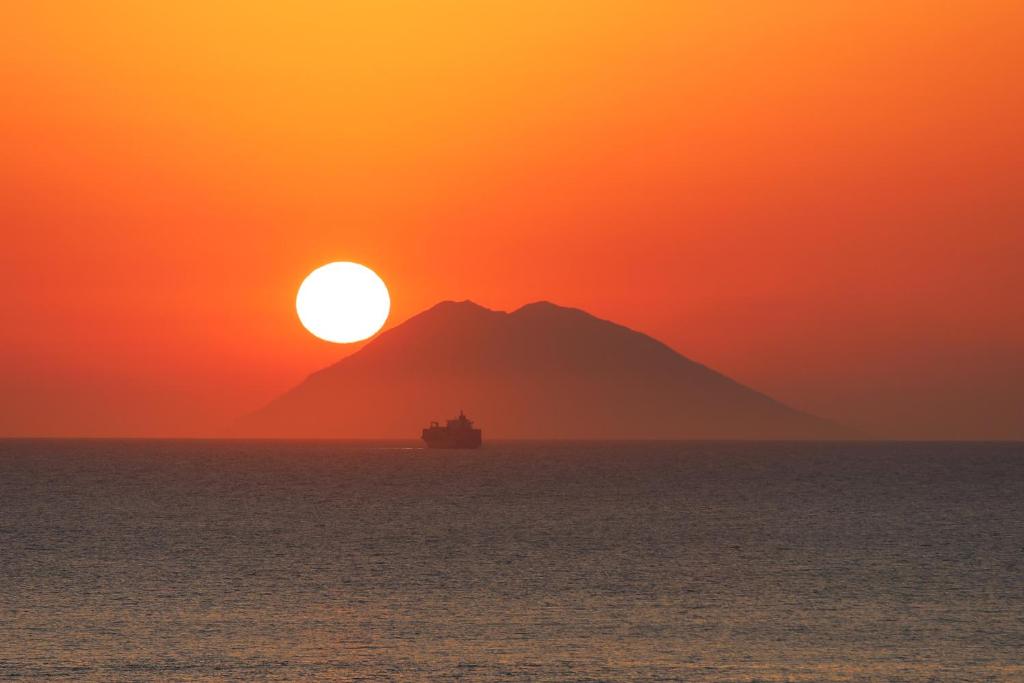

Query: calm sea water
1,440,1022,682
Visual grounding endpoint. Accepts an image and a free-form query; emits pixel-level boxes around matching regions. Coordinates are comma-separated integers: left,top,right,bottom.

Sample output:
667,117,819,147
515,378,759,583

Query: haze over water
2,440,1022,681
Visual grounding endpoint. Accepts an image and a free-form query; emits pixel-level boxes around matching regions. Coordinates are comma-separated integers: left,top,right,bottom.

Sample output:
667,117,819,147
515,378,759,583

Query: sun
296,262,391,343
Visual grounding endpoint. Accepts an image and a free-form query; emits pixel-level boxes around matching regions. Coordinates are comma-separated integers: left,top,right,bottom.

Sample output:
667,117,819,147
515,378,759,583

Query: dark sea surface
1,440,1022,682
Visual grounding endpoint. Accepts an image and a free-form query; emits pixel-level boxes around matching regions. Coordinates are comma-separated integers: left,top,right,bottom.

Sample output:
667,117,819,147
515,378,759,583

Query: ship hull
421,428,482,449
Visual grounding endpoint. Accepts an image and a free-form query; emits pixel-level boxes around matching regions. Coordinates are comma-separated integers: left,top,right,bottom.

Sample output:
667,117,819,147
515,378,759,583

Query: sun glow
296,262,390,343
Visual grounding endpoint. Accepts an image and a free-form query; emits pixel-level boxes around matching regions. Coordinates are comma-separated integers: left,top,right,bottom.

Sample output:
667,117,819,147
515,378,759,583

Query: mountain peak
514,300,561,311
420,299,589,320
401,299,503,329
425,299,494,313
511,300,581,316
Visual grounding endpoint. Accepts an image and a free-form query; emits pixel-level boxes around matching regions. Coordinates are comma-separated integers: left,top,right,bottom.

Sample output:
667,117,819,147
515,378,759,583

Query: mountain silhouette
242,300,843,439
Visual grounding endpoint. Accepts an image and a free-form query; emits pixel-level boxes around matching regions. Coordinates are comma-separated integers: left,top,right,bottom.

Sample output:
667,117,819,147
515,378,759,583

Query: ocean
1,440,1021,681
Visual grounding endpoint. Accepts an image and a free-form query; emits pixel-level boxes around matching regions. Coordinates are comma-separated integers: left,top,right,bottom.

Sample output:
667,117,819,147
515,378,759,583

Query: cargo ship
421,411,482,449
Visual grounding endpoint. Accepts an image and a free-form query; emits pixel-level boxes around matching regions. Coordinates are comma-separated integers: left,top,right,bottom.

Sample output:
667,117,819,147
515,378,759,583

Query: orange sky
2,2,1022,439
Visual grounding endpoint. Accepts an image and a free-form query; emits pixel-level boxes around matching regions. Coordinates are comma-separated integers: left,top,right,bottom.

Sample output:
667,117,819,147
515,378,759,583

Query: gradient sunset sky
2,2,1021,439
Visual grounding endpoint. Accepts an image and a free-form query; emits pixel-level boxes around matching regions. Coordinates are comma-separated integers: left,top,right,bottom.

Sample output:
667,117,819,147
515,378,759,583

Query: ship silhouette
421,410,482,448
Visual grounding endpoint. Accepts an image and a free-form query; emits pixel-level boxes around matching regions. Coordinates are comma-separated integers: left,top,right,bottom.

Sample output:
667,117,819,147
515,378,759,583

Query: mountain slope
242,300,843,438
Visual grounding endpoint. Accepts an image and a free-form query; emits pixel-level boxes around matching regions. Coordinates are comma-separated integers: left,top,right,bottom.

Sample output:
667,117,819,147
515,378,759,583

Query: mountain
241,300,843,439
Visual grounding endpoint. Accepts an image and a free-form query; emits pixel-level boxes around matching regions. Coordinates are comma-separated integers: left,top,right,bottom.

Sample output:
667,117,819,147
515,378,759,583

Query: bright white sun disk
296,262,390,343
